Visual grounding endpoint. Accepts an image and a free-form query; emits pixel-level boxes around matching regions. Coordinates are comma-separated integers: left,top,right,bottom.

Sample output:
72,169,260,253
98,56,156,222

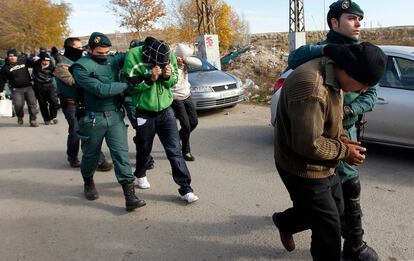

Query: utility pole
288,0,306,52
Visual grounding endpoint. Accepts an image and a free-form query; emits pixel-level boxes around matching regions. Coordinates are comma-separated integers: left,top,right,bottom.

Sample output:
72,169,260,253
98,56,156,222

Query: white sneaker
180,192,199,203
136,177,150,189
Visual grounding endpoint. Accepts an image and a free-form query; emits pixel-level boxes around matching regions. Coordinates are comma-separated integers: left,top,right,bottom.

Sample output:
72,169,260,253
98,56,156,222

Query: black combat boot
343,240,378,261
342,177,378,261
122,181,146,212
83,176,99,200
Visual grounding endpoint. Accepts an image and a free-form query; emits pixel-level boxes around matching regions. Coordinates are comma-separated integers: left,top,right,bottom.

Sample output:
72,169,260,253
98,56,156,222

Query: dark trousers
276,165,344,261
134,107,193,195
34,83,59,122
171,96,198,154
62,103,80,161
11,86,38,122
61,100,105,163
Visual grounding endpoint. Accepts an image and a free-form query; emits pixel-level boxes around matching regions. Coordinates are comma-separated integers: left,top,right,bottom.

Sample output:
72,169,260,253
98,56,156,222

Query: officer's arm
347,84,378,115
72,65,128,97
161,53,179,89
288,44,325,69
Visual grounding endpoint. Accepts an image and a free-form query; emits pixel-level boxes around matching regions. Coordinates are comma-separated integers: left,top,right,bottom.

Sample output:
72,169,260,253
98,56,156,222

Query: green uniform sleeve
349,84,378,115
288,44,325,69
72,64,128,97
288,97,349,161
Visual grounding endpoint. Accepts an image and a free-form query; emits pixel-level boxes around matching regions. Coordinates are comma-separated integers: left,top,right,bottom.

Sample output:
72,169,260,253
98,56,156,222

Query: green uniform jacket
71,53,127,112
122,46,179,112
287,30,378,127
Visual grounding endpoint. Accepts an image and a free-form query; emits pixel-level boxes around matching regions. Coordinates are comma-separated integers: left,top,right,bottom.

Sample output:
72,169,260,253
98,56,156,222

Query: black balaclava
64,45,83,62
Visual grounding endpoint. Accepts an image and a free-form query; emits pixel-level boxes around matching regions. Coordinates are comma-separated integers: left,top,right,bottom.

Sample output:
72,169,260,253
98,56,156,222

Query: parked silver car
270,45,414,149
188,57,244,110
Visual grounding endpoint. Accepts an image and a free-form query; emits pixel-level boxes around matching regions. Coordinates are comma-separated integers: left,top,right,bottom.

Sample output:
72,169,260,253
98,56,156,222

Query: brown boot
68,158,80,168
272,212,295,252
96,160,113,172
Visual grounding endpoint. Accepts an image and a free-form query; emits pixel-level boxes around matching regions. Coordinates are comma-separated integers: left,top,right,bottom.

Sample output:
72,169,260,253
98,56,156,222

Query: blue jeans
134,107,193,195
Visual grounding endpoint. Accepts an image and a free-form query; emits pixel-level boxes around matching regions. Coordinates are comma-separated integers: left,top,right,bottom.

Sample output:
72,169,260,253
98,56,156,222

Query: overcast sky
60,0,414,37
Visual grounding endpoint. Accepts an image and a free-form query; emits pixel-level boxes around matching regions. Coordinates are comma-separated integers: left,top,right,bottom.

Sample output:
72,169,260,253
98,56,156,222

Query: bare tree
108,0,167,38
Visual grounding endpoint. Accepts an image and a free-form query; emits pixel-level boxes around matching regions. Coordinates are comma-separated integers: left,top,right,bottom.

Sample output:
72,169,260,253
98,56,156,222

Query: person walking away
287,1,379,260
0,49,39,127
32,52,59,125
54,37,113,171
273,42,386,261
171,43,201,161
123,37,199,203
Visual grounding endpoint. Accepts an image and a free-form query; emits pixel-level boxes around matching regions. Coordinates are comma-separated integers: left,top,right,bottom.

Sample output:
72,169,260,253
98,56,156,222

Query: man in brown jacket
273,42,386,261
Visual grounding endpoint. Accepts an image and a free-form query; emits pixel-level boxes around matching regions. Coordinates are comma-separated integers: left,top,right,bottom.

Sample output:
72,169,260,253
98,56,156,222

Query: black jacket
32,59,55,85
0,57,34,92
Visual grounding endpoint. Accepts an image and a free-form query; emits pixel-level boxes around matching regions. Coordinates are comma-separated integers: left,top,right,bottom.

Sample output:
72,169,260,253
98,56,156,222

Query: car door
362,55,414,147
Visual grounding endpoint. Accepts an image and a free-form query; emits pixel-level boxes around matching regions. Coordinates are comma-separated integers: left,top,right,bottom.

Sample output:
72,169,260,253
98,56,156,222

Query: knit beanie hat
174,43,194,58
7,49,18,57
39,52,51,61
142,37,170,68
324,42,387,86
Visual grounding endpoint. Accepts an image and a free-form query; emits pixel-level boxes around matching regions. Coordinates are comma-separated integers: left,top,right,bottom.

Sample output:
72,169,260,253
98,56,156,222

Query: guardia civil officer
71,32,145,211
54,37,113,170
286,1,378,260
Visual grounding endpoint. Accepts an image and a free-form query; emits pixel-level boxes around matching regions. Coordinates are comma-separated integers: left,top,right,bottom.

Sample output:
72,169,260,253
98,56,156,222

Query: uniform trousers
77,110,133,184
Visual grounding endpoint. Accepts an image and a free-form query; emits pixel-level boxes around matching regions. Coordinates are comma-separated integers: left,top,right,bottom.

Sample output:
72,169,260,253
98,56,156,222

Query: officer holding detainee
71,32,145,212
273,42,386,261
287,1,379,260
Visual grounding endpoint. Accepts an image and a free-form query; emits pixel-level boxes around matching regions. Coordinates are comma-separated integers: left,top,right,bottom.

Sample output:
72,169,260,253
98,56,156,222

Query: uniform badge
342,0,350,9
94,36,101,44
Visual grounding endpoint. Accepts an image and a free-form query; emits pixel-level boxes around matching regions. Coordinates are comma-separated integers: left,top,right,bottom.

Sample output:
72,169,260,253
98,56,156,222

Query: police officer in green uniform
71,32,145,212
287,1,378,260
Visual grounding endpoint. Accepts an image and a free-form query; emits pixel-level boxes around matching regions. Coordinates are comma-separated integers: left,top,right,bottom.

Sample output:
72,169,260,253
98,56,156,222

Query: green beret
328,0,364,19
88,32,112,49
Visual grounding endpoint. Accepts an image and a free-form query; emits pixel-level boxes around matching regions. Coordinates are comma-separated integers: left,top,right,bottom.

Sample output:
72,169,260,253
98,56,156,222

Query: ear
331,17,339,29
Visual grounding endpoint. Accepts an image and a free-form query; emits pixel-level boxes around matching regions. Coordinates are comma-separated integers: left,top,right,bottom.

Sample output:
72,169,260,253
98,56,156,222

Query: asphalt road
0,103,413,261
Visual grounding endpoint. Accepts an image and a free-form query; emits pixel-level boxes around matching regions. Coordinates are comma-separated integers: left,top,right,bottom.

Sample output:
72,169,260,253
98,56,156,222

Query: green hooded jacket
122,46,179,112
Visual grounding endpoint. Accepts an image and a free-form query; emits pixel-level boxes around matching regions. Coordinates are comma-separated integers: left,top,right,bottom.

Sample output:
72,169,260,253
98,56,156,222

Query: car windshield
187,57,217,73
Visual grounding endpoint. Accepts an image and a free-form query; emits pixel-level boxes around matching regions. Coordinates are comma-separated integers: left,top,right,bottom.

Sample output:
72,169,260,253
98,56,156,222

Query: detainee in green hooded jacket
123,45,179,112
